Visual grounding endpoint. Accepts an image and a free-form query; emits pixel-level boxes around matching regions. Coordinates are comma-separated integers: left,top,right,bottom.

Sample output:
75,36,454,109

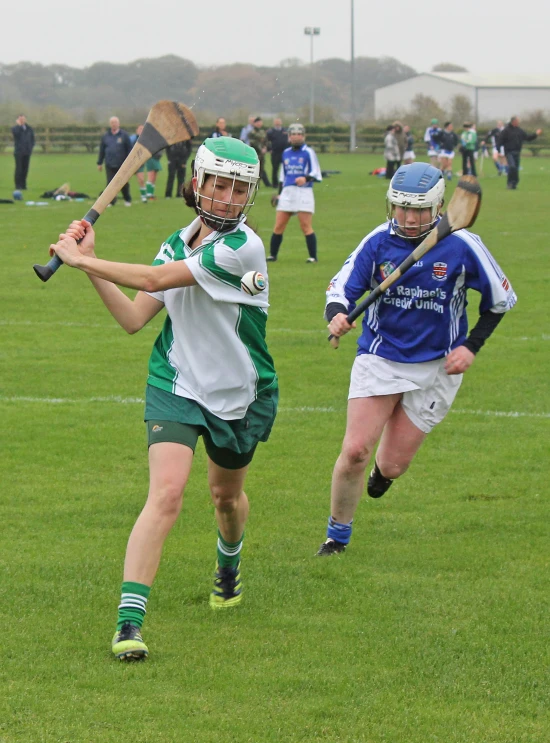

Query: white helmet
386,163,445,239
288,123,305,136
193,137,260,231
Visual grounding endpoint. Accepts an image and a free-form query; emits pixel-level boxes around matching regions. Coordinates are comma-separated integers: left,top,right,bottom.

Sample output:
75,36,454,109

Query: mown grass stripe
1,396,548,419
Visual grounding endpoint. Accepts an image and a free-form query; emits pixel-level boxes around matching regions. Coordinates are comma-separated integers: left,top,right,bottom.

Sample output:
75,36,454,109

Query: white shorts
427,148,439,158
403,150,415,160
493,146,505,157
439,150,455,159
277,185,315,214
348,354,463,434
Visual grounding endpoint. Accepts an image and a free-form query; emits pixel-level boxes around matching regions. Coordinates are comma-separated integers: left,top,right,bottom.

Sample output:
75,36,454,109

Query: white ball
240,271,266,296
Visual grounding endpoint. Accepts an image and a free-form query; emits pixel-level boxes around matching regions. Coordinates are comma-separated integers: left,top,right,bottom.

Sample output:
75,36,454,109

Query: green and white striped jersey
146,217,277,420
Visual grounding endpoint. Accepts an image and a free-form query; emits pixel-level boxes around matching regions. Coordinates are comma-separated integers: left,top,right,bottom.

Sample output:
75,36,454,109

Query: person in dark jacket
248,117,272,187
437,122,459,181
499,116,542,190
12,115,35,191
266,118,288,189
97,116,133,206
165,140,192,198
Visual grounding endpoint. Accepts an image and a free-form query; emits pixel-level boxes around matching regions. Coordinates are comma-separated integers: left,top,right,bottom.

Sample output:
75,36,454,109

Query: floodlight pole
304,27,320,125
350,0,356,151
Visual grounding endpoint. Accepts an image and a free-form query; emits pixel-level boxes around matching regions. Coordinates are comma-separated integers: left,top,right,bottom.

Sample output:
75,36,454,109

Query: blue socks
327,516,353,545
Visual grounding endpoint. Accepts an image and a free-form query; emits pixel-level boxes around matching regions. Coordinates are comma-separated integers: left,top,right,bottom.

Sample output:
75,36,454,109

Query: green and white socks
117,581,150,630
217,530,243,568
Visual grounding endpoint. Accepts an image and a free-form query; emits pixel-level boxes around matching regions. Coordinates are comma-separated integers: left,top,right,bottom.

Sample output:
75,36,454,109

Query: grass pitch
0,153,549,743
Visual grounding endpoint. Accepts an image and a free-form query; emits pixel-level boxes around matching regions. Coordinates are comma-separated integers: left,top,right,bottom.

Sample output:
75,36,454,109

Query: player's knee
340,442,372,471
148,483,184,520
210,484,241,513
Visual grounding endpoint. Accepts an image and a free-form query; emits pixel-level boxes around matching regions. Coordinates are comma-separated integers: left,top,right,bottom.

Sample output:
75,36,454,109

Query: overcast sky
3,0,547,77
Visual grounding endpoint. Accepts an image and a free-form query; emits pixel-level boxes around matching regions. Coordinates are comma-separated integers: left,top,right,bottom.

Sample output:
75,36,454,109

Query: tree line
0,55,416,126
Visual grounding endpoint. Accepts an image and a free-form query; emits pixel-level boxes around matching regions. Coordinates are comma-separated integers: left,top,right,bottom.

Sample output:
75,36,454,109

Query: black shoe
266,256,277,262
367,462,393,498
316,538,346,556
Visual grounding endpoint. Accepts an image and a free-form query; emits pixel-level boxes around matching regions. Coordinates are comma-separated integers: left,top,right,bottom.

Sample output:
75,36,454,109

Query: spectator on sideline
483,121,507,176
165,140,192,198
438,121,459,180
424,118,441,166
12,114,35,192
403,125,415,164
499,116,542,190
384,124,400,180
460,122,477,177
240,115,255,144
97,116,133,206
248,117,272,187
145,150,163,201
316,162,516,557
130,125,148,203
392,121,407,165
210,117,230,138
267,123,322,263
266,118,288,190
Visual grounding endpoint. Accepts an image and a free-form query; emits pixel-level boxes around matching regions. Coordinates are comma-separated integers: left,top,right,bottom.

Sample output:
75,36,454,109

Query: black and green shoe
209,563,243,610
112,622,148,661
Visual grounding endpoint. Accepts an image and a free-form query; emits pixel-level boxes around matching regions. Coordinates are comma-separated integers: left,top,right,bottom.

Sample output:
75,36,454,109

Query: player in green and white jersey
51,137,278,661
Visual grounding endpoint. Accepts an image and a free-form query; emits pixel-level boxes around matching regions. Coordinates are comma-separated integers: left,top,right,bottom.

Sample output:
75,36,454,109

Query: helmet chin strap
199,211,242,232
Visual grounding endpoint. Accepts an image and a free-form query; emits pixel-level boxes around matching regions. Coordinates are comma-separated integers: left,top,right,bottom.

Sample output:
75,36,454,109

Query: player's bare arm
54,221,165,333
50,236,197,293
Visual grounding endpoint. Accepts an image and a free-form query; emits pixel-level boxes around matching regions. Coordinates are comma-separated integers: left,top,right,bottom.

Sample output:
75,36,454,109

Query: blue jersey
280,144,322,187
326,222,516,363
424,126,441,150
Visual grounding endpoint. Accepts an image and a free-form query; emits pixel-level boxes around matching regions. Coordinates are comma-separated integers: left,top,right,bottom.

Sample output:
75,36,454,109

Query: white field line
0,320,548,343
0,395,548,420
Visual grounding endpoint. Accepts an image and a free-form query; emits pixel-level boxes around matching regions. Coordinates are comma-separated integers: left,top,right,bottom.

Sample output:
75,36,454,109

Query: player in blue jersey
316,162,516,556
424,118,442,166
267,123,322,263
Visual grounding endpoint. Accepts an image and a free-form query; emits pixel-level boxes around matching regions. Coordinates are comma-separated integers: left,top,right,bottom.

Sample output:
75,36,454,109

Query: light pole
304,26,320,125
350,0,356,151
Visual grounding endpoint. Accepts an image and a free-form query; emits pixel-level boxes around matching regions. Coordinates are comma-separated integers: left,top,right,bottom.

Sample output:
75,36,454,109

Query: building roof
426,72,550,88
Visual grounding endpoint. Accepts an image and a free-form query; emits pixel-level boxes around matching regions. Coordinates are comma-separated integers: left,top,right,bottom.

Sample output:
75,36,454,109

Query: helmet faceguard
386,163,445,240
193,137,260,231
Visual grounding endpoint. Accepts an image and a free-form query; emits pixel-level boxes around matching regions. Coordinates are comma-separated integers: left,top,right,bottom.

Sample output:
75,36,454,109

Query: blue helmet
386,163,445,239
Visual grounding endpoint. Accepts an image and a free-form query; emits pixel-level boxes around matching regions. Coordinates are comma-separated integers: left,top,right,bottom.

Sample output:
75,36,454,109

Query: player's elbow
123,313,149,335
142,268,161,294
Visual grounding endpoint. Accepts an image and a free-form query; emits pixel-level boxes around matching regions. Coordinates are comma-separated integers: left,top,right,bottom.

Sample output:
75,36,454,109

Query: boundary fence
1,125,549,156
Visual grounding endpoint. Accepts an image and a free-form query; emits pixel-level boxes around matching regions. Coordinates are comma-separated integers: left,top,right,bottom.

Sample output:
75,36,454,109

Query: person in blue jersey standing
424,118,441,166
316,163,516,555
268,123,322,263
50,137,278,659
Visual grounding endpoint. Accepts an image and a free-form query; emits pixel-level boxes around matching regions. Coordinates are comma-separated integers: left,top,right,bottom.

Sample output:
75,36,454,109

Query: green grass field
1,153,549,743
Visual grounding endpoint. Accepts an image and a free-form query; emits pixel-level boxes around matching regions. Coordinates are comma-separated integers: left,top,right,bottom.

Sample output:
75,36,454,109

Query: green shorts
144,384,278,470
146,157,162,172
136,164,145,174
